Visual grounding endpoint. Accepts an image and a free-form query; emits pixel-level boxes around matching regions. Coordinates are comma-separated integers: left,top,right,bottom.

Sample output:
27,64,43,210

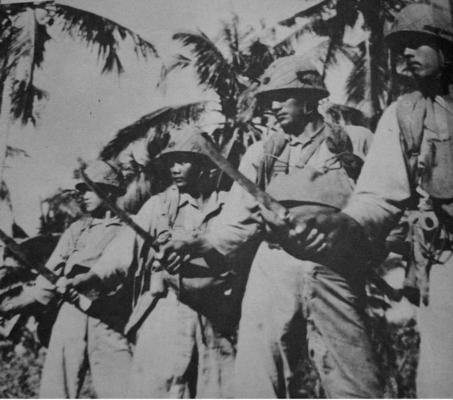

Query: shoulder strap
396,91,427,190
256,132,288,190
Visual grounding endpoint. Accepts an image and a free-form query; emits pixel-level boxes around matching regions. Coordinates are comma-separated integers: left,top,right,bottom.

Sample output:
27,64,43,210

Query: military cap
255,55,329,102
157,127,215,167
385,3,453,51
75,160,125,195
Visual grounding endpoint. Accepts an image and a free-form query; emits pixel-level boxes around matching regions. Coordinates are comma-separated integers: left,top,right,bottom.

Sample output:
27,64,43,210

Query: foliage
0,330,95,398
0,1,158,126
39,188,83,235
160,15,293,154
100,102,209,161
276,0,415,123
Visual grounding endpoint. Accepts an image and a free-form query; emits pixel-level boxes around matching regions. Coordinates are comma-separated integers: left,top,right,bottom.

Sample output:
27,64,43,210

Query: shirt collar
287,124,325,147
177,189,224,221
89,212,122,227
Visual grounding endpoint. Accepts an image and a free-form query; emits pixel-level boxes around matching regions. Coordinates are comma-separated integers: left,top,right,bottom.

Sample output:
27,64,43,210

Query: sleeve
205,142,264,255
44,223,77,272
32,223,80,304
343,104,413,243
91,197,159,285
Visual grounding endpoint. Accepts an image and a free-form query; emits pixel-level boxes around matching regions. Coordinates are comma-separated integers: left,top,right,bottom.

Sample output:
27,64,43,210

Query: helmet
255,55,329,103
75,160,125,195
157,128,215,168
385,3,453,51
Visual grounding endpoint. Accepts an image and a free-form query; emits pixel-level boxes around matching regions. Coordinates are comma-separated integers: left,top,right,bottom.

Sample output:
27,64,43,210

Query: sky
4,0,310,235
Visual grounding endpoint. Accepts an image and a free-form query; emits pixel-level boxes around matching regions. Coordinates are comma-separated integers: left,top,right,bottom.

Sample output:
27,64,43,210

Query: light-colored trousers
128,290,236,398
416,251,453,398
234,243,383,398
39,303,132,398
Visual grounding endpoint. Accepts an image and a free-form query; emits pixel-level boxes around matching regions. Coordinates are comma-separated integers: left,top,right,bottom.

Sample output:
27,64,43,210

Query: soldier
281,3,453,398
64,128,238,398
159,56,382,397
33,160,132,398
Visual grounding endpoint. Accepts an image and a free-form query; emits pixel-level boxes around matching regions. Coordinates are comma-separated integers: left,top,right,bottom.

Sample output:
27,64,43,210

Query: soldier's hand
281,216,327,259
260,207,327,258
55,277,79,303
158,239,193,275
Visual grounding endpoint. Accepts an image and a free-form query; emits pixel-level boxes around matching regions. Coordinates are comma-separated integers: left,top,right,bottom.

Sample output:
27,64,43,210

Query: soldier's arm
159,143,265,270
343,103,413,244
31,223,81,305
69,197,159,292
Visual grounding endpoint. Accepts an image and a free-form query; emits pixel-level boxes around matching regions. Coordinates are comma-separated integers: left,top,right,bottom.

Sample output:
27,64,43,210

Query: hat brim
256,87,329,103
157,151,215,169
75,182,125,196
385,30,453,51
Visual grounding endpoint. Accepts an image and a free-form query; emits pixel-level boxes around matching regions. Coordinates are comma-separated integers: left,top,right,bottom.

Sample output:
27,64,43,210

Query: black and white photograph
0,0,452,397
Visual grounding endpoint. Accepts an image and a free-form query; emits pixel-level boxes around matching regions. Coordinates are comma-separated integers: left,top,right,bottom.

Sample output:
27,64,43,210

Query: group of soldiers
1,2,453,398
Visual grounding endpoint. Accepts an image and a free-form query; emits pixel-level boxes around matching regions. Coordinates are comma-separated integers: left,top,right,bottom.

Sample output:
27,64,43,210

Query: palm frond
273,14,333,55
6,145,29,158
6,8,50,124
173,31,240,102
53,3,158,74
0,180,12,204
345,50,367,104
100,101,209,160
157,54,191,88
11,79,47,124
279,0,333,27
220,15,244,72
345,45,389,109
242,39,276,81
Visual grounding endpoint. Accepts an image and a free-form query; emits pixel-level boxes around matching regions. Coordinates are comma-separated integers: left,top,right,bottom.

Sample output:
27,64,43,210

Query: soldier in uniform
32,160,132,398
65,128,238,398
159,56,382,398
280,3,453,398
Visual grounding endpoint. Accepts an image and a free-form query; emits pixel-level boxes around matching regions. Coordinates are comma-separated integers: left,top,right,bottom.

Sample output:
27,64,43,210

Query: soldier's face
82,190,103,213
403,41,443,79
271,95,315,133
169,155,200,189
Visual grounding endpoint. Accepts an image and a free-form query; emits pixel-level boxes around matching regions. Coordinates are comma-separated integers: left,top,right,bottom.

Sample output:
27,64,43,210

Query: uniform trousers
234,243,383,398
127,290,236,398
39,303,132,398
416,250,453,398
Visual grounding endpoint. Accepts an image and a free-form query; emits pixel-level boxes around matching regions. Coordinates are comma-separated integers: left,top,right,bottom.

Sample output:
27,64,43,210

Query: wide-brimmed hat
157,128,216,168
75,160,125,195
255,56,329,103
385,3,453,52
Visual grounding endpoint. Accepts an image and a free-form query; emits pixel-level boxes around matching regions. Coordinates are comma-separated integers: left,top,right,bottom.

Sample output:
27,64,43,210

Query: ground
0,316,418,398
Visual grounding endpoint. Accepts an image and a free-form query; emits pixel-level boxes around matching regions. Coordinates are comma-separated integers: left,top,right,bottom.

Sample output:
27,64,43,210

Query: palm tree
274,0,413,125
0,0,158,182
159,15,292,157
97,101,211,213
